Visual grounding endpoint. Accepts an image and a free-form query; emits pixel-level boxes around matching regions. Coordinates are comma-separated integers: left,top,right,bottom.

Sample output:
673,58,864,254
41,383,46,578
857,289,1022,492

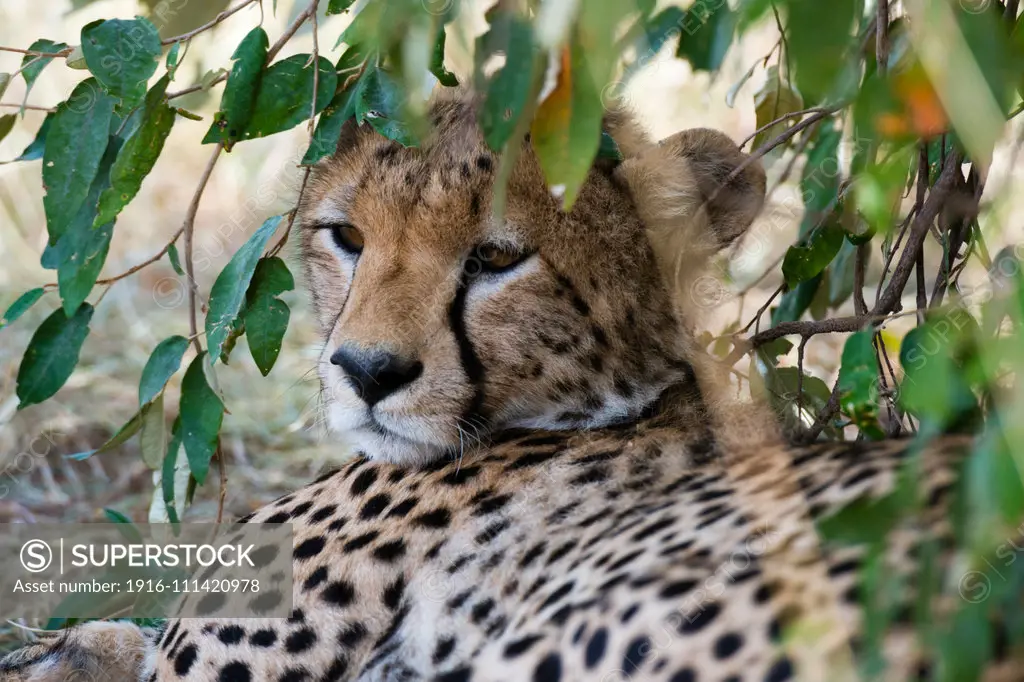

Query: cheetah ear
334,117,364,157
610,121,766,315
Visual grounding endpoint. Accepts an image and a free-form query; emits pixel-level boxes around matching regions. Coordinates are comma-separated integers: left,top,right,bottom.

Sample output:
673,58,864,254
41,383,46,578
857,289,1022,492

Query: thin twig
215,441,227,524
709,108,841,209
853,245,868,316
796,336,808,417
800,382,841,444
739,107,835,150
97,229,184,286
168,0,317,101
876,0,890,76
746,314,871,348
0,102,55,112
182,145,224,355
267,0,319,62
0,46,71,57
742,284,784,335
160,0,259,45
268,0,320,258
875,152,963,315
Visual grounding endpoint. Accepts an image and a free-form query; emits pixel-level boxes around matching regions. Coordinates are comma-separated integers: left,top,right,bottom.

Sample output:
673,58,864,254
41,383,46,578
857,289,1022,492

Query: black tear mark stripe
448,272,488,426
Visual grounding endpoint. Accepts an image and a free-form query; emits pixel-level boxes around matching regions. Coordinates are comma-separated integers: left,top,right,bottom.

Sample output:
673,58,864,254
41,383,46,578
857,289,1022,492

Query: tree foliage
4,0,1024,673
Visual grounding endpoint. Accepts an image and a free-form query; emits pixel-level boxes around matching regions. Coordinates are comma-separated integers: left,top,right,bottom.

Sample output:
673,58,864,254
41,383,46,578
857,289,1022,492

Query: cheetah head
299,89,766,466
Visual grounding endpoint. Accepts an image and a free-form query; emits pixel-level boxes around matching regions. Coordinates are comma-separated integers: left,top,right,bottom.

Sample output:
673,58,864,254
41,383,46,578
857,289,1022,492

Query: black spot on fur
372,539,407,563
218,661,251,682
218,626,245,645
414,508,452,529
585,628,608,668
344,530,380,552
285,628,317,653
322,580,356,607
250,630,277,647
350,469,378,496
294,536,326,560
360,494,391,519
174,644,198,675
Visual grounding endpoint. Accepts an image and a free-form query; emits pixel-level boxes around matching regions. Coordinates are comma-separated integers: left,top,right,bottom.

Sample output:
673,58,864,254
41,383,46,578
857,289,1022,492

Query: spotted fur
0,91,999,682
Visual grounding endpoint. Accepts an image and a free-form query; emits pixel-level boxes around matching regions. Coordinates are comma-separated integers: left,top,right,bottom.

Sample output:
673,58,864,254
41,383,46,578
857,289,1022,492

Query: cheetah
0,90,1003,682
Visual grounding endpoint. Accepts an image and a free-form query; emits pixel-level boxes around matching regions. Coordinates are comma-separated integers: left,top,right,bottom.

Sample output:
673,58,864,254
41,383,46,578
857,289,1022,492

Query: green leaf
81,17,161,104
301,47,365,164
205,215,284,362
430,27,458,87
139,335,190,406
782,221,844,287
167,242,185,276
302,83,359,164
139,392,166,469
56,219,113,316
837,329,884,438
0,288,46,331
20,40,68,104
771,274,822,326
42,79,116,245
66,408,142,461
637,7,686,59
0,73,8,99
162,417,183,525
478,11,536,152
14,112,52,162
828,239,857,307
219,317,246,365
818,491,903,546
751,65,803,152
350,66,419,146
94,77,175,226
799,122,841,236
202,27,269,150
106,510,147,550
239,54,337,141
899,318,979,426
676,1,735,72
179,353,224,485
16,304,94,409
531,40,603,209
326,0,357,14
51,129,124,316
243,257,294,376
165,41,181,75
780,0,858,104
0,114,14,144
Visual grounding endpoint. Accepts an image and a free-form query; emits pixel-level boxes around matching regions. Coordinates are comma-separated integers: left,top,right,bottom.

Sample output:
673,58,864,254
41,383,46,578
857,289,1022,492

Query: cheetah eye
326,223,364,255
473,243,531,274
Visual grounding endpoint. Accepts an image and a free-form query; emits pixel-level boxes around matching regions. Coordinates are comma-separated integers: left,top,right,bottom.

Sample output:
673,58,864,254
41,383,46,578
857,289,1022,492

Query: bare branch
0,46,71,58
0,102,55,112
182,144,224,355
161,0,259,45
799,381,841,444
739,107,836,150
874,151,963,315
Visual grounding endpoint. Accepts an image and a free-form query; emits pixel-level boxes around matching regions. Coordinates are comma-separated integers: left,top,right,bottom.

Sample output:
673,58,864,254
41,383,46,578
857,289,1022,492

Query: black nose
330,343,423,406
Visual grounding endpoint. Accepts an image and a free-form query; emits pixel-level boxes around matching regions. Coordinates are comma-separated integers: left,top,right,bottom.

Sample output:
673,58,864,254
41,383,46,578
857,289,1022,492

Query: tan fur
300,91,767,466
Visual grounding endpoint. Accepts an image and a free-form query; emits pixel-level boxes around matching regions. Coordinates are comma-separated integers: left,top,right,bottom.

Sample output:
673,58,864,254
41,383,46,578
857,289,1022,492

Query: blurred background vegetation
3,0,1024,670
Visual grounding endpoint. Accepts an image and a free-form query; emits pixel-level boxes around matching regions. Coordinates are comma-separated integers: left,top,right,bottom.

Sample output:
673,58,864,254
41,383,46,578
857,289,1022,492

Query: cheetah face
299,92,765,466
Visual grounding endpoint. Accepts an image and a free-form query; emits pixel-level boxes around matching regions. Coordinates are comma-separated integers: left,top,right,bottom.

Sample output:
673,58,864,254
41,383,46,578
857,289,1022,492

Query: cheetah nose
330,343,423,406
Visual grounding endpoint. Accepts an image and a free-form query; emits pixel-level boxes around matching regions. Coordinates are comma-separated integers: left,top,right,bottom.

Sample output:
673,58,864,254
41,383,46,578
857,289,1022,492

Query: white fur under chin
327,403,449,467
